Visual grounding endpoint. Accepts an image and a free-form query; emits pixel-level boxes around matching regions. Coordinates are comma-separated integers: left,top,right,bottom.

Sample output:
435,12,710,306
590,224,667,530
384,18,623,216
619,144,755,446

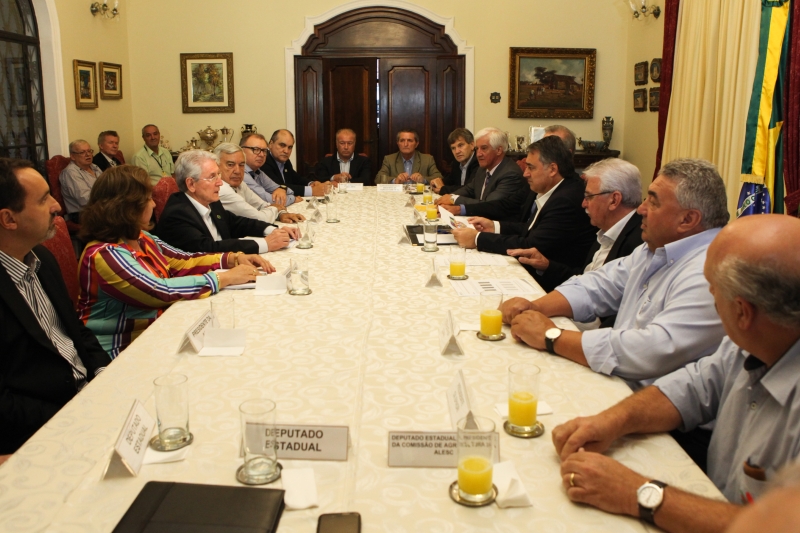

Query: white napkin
493,461,532,508
281,468,318,510
494,400,553,418
142,444,191,465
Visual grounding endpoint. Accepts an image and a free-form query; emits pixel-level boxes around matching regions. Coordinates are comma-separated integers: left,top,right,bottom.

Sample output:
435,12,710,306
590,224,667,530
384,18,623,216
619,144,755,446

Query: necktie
249,170,259,178
480,172,492,200
525,201,539,227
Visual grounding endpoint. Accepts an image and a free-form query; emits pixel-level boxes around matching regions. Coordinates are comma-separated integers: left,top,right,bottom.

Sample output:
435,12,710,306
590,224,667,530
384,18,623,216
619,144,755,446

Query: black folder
113,481,285,533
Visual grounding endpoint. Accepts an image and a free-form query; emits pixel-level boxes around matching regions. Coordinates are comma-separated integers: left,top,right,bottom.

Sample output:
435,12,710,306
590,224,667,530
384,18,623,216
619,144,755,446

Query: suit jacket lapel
0,261,61,355
605,213,641,263
210,202,233,240
412,152,422,175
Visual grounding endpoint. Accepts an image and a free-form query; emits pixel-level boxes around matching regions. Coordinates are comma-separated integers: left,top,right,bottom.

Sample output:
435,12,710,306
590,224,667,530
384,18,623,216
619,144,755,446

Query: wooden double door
293,7,465,182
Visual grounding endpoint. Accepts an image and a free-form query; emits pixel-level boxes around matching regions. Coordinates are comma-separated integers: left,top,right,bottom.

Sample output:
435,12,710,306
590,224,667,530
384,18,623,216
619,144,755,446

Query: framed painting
73,60,98,109
180,53,235,113
633,89,647,112
634,61,648,85
99,62,122,99
650,58,662,83
508,47,596,119
649,87,660,111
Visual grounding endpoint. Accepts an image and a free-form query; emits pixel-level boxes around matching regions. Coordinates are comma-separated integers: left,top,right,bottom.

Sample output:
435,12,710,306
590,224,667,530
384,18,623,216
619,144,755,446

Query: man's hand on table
509,310,555,348
332,172,351,183
452,228,478,249
236,254,276,273
265,228,292,251
499,297,535,324
430,177,444,193
279,212,305,223
435,194,454,206
508,247,550,271
311,182,328,196
560,451,644,518
467,217,495,232
552,411,624,460
272,187,287,205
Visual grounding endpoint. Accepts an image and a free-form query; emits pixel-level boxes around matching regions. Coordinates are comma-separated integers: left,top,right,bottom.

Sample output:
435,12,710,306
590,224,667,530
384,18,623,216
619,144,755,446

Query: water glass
296,220,313,249
456,415,495,503
422,221,438,252
153,373,192,451
238,399,280,485
326,197,340,223
288,257,311,295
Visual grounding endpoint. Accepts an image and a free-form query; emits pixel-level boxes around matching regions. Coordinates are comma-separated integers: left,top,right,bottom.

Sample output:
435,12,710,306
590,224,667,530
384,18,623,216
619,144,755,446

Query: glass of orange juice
447,245,468,280
426,205,439,221
504,363,544,438
452,415,496,505
477,292,504,341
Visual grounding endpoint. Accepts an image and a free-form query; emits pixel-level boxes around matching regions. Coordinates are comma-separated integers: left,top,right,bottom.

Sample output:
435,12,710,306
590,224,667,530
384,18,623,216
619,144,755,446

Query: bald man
548,214,800,533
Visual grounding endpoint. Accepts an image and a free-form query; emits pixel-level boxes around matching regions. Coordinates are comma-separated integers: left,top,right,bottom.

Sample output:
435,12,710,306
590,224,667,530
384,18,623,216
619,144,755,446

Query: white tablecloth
0,189,723,532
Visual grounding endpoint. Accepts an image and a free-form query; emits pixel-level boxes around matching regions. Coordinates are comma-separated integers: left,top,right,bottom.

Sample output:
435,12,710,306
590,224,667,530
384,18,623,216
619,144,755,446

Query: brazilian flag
738,0,791,217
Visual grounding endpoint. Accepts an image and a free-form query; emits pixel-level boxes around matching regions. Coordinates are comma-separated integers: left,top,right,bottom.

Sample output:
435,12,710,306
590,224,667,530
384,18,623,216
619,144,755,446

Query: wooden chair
40,216,80,307
152,176,179,222
115,149,126,164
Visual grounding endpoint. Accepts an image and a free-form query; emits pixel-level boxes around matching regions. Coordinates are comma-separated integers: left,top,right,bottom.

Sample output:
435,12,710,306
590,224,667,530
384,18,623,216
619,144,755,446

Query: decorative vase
601,116,614,148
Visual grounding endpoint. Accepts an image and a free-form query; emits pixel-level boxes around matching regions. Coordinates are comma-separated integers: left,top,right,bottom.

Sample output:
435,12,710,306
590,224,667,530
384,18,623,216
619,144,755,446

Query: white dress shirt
584,210,637,273
184,193,270,254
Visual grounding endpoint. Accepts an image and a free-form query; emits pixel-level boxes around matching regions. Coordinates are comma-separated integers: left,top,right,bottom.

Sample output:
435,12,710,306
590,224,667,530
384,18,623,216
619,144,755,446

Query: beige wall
51,0,662,180
622,10,664,189
54,0,133,157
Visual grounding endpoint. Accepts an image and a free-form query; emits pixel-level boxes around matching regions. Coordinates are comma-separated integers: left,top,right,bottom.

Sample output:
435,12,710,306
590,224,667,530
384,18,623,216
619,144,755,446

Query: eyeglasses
242,146,269,156
196,173,221,183
71,149,94,156
583,191,613,200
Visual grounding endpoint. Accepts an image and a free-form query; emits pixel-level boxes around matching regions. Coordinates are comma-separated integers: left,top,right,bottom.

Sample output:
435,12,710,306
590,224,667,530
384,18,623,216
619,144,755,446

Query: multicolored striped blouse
77,231,232,358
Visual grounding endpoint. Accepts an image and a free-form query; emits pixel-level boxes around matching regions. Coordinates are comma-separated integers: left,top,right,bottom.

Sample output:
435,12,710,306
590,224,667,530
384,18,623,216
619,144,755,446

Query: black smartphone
317,512,361,533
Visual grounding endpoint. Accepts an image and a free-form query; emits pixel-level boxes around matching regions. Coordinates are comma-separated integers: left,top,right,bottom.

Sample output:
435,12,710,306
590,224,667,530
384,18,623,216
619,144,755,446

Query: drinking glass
477,292,504,340
237,399,280,485
426,205,439,221
151,373,192,451
448,245,467,280
455,415,495,504
422,221,438,252
326,197,340,223
415,181,425,193
288,257,311,295
296,220,313,249
505,363,544,438
422,185,433,205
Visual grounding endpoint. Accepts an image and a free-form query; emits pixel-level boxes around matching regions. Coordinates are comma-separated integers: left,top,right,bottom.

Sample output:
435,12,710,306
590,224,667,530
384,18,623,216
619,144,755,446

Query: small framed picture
633,89,647,112
650,58,662,83
634,61,648,86
73,59,98,109
99,62,122,99
180,52,235,113
649,87,660,111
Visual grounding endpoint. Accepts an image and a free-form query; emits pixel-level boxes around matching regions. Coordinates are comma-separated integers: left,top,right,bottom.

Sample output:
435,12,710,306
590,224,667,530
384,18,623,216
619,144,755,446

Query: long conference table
0,188,724,532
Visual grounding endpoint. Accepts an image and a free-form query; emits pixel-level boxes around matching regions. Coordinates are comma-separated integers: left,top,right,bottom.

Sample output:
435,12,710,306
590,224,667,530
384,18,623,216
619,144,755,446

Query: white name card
439,311,464,356
425,257,442,288
340,183,363,192
405,195,416,207
245,424,349,461
377,184,404,192
255,267,288,295
182,310,214,352
104,400,155,478
447,370,472,430
388,431,501,467
198,328,245,356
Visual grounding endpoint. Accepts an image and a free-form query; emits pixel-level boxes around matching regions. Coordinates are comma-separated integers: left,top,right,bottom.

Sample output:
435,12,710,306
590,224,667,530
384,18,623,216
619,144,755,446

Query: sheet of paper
449,278,539,297
254,267,289,295
415,234,457,245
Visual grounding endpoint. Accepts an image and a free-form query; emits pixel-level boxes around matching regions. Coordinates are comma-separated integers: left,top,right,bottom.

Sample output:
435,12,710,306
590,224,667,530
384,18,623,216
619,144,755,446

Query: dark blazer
452,157,526,206
0,245,109,454
92,152,121,172
439,153,479,195
313,154,371,184
536,212,644,292
260,153,309,197
153,192,272,255
477,177,596,273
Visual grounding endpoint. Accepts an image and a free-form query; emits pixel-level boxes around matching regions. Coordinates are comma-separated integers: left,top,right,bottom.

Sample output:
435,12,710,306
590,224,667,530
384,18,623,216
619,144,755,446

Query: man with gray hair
508,158,644,293
154,150,295,254
375,129,442,184
132,124,173,184
502,158,729,390
59,139,102,221
550,214,800,533
92,131,121,172
435,127,526,215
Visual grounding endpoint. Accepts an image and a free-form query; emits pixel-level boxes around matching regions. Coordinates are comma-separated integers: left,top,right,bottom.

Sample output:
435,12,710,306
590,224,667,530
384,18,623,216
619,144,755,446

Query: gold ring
253,269,257,275
569,472,575,487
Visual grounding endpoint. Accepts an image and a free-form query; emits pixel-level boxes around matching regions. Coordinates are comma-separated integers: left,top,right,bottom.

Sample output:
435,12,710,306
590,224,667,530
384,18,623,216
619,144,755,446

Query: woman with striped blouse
76,165,273,358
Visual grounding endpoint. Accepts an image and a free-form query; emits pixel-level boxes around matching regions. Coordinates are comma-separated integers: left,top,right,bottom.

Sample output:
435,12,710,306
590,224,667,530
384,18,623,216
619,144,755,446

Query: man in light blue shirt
501,159,729,389
240,133,296,207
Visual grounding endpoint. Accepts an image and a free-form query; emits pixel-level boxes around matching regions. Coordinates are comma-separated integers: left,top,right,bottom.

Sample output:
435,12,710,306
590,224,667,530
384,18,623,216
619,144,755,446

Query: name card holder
377,184,404,192
179,309,245,356
243,424,349,461
447,370,473,430
255,266,289,295
439,311,465,356
405,195,416,207
425,258,442,288
341,183,363,192
388,431,500,467
103,400,154,479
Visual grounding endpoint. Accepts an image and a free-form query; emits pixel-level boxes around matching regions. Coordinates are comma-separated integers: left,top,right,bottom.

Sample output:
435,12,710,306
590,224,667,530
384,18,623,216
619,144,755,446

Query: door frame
284,0,474,167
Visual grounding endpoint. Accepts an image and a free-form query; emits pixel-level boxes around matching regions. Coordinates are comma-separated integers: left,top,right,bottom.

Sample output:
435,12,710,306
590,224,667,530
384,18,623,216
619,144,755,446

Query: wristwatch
544,327,563,354
637,480,667,524
279,184,288,190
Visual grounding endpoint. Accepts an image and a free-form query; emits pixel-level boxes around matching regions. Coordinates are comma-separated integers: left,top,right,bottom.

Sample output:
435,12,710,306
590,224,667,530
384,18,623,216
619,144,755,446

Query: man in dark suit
436,127,526,216
0,158,110,457
260,129,320,198
92,130,122,171
313,128,371,184
154,150,297,254
430,128,479,195
508,158,644,294
452,136,595,275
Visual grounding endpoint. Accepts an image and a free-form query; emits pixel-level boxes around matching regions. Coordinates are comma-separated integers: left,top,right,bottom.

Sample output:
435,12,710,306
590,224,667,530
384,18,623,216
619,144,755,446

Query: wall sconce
490,92,501,104
90,1,120,20
628,0,660,19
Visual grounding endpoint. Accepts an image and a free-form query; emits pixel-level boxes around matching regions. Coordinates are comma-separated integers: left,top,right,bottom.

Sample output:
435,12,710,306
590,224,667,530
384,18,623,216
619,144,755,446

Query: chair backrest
152,177,179,222
116,149,126,164
40,216,79,307
45,155,71,215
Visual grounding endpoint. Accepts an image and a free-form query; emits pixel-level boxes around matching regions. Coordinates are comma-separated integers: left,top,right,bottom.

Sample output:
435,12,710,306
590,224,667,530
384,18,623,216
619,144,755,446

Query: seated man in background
502,158,728,391
452,135,595,278
213,143,304,225
154,150,297,254
509,158,643,294
552,214,800,533
60,139,102,222
375,129,442,184
132,124,174,185
435,127,526,215
241,133,296,207
430,128,479,195
261,129,319,198
0,158,109,457
92,130,122,171
313,128,371,184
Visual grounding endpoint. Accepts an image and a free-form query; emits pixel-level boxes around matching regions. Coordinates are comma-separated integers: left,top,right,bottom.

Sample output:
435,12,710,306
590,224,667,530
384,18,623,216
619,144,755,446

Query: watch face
638,485,662,508
545,328,561,340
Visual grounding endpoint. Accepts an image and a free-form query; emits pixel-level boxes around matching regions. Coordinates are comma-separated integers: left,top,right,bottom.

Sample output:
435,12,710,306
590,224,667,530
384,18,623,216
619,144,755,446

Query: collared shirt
132,145,174,185
0,249,90,385
460,153,475,186
457,160,504,216
556,228,726,389
243,165,297,206
59,161,101,213
101,152,117,167
481,178,563,241
584,210,637,273
218,181,279,227
185,193,270,254
655,336,800,503
337,152,355,176
402,154,415,177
